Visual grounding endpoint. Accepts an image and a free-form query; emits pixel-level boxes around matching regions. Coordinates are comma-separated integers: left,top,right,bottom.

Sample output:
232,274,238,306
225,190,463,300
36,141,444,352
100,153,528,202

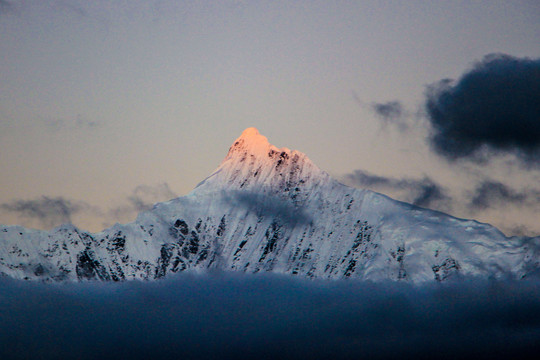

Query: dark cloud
344,170,450,209
224,190,312,225
425,53,540,164
109,183,177,222
1,196,91,228
469,180,540,210
0,274,539,360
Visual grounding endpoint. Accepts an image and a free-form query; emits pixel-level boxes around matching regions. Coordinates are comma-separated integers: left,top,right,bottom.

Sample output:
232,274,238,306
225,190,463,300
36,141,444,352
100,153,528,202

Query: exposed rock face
1,128,539,282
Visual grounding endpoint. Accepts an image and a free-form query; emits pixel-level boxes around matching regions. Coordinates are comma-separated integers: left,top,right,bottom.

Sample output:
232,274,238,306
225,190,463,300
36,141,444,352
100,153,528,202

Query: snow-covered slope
1,128,539,282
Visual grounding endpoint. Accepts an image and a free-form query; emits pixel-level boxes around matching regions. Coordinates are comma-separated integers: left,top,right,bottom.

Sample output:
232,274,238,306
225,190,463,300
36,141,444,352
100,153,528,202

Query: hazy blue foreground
1,273,539,360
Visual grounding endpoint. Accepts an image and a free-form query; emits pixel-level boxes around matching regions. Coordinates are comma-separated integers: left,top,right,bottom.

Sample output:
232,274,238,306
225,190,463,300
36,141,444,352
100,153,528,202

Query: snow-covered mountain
1,128,539,282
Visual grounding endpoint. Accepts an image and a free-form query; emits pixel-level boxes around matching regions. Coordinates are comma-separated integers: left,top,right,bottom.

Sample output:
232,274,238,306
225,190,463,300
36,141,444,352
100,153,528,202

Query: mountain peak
226,127,275,160
239,127,262,139
194,127,328,192
2,127,539,283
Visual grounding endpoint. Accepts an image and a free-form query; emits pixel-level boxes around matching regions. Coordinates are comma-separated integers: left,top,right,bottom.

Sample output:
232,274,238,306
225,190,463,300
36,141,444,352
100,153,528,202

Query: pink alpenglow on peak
224,127,292,159
226,128,273,158
195,127,329,192
239,127,263,139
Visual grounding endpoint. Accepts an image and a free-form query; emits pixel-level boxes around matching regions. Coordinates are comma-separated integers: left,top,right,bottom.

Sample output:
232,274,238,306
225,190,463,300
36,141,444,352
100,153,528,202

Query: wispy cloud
128,183,177,212
1,184,178,230
223,190,312,225
468,180,540,211
343,170,451,209
42,114,101,132
370,100,410,132
352,92,413,132
1,196,93,228
344,170,540,235
109,183,177,222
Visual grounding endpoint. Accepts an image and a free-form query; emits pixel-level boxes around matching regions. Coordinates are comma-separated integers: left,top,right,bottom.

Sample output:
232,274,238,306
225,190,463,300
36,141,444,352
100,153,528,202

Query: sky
1,0,539,235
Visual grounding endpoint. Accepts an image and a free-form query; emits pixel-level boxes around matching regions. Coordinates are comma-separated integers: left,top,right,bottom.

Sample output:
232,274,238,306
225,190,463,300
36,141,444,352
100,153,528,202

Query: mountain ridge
1,128,539,282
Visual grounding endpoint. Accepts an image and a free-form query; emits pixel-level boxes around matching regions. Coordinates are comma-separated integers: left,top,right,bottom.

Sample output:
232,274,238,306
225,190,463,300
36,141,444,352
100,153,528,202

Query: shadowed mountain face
1,128,539,282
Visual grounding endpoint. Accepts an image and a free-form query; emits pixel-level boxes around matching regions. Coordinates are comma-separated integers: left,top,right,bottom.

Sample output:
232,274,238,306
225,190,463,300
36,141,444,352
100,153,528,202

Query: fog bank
1,273,539,359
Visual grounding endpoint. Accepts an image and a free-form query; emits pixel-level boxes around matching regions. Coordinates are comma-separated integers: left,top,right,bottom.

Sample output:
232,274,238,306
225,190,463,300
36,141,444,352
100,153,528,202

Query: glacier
1,127,539,282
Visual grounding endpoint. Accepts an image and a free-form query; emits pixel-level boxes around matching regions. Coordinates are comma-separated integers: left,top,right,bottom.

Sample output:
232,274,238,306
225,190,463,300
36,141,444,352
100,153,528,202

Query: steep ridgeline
1,128,539,282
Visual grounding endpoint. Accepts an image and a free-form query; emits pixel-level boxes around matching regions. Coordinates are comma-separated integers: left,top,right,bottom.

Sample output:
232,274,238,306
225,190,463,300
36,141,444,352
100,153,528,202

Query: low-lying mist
1,273,539,359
